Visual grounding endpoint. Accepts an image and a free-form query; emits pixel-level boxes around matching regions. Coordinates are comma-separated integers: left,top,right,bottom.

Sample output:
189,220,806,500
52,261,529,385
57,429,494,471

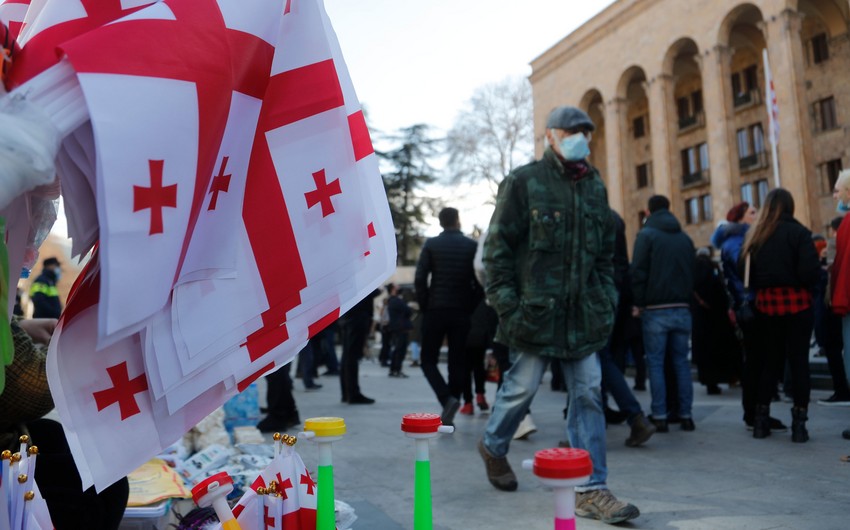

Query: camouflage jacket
483,148,617,360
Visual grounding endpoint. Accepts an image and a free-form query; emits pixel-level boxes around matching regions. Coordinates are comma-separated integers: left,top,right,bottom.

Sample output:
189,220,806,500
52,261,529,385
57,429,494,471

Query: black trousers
265,363,298,421
420,308,470,406
389,330,409,373
340,313,371,401
750,309,813,409
26,419,129,530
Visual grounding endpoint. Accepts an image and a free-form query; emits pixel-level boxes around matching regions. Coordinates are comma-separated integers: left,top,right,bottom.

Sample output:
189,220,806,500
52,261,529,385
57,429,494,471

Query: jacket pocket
503,295,557,347
529,207,564,252
572,286,614,349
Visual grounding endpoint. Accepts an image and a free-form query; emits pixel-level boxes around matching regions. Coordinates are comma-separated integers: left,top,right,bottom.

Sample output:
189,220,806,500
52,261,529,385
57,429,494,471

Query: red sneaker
476,393,489,411
459,402,474,415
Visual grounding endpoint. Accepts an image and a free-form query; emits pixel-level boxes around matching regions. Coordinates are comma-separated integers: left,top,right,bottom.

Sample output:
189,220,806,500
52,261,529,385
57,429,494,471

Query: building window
681,143,709,186
702,194,713,222
685,194,712,225
742,180,771,208
756,180,769,207
732,65,760,108
813,97,839,132
677,91,703,130
636,163,650,189
811,33,829,64
819,159,844,195
633,115,646,138
741,183,754,206
685,197,700,224
737,123,768,171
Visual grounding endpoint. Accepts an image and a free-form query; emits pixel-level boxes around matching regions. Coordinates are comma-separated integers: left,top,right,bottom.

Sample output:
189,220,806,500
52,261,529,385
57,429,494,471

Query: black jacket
415,229,481,311
631,209,695,307
744,215,820,291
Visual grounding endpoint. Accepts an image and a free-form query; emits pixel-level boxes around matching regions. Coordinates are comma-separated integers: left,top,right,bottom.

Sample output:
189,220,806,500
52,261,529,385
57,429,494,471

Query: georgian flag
15,0,397,491
222,443,318,530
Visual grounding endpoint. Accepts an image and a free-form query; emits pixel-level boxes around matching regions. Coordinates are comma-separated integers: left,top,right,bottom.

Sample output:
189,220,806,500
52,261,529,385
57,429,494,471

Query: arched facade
530,0,850,247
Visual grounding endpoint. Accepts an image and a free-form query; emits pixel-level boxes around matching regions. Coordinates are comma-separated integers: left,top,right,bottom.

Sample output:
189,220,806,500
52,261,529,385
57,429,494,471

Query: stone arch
662,37,701,78
792,0,850,37
616,65,648,101
578,89,607,178
717,3,766,47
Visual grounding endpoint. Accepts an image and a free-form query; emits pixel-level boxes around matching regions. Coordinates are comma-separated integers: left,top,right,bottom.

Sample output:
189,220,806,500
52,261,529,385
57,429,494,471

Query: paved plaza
264,355,850,530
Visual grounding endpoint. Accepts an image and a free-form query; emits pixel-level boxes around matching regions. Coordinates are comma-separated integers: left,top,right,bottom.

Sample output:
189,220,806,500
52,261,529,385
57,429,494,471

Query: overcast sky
324,0,617,135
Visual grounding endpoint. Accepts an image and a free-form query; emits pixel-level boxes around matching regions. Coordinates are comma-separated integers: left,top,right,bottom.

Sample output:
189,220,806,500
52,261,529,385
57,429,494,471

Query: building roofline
530,0,662,82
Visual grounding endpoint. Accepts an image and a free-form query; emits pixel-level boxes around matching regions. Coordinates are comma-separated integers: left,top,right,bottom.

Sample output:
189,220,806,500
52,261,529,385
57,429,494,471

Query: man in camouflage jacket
477,106,639,525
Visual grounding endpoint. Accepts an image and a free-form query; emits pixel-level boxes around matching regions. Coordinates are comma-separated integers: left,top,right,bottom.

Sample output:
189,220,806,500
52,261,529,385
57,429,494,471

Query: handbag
735,253,756,324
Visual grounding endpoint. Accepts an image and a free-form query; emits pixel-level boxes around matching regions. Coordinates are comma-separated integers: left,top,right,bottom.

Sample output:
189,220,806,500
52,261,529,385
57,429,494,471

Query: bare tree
446,76,534,199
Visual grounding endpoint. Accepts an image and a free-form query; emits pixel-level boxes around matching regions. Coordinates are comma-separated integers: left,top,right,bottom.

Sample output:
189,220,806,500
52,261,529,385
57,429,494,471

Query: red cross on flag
225,443,317,530
0,0,30,43
3,0,397,492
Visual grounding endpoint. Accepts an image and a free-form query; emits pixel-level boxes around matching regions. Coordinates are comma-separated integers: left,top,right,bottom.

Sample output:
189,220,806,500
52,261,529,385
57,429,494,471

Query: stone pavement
260,356,850,530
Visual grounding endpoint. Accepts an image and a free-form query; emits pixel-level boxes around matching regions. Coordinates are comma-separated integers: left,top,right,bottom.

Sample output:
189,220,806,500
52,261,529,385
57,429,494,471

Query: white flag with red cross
218,443,317,530
15,0,396,491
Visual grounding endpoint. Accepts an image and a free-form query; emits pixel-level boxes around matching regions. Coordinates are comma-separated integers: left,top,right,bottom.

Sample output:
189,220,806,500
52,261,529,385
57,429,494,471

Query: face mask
558,132,590,162
52,269,62,281
837,201,850,214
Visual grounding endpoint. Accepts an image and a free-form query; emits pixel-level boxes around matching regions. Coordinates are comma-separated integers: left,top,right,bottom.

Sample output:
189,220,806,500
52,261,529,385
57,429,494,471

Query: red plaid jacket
755,287,812,316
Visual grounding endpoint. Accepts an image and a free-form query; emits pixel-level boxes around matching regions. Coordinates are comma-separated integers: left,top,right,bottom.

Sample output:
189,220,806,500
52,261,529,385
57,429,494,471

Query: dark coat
414,229,481,312
631,209,695,307
744,215,820,291
386,294,412,333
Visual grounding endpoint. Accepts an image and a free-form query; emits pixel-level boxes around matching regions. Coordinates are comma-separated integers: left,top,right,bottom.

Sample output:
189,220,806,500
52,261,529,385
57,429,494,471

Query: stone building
530,0,850,246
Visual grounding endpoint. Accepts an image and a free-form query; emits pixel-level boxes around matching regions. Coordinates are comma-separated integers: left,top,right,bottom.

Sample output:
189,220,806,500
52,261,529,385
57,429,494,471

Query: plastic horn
400,413,454,530
300,417,346,530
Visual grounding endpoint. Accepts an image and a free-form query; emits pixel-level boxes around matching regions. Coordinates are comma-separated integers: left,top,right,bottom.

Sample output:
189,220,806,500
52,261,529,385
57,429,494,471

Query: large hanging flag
762,48,780,187
7,0,399,491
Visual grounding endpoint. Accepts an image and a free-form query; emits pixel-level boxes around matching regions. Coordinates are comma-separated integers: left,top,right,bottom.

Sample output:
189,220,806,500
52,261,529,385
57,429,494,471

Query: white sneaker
512,414,537,440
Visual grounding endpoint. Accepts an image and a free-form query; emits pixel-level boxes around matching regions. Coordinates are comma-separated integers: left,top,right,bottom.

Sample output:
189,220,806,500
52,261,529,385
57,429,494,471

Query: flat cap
546,106,595,132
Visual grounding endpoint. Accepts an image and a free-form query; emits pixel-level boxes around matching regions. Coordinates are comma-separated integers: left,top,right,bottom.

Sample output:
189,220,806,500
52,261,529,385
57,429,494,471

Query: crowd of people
256,105,850,527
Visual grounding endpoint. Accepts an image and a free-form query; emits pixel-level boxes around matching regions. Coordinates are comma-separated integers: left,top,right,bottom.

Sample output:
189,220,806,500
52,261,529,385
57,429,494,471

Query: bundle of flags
223,440,318,529
0,0,395,492
0,438,54,530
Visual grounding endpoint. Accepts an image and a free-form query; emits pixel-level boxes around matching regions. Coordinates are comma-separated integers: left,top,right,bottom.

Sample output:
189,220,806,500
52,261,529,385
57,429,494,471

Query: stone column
762,8,813,225
700,46,736,222
604,97,627,215
646,74,674,201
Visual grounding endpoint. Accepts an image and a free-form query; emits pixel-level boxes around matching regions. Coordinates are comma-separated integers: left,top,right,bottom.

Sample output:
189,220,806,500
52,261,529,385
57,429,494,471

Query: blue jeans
641,308,693,420
600,343,643,424
483,351,607,491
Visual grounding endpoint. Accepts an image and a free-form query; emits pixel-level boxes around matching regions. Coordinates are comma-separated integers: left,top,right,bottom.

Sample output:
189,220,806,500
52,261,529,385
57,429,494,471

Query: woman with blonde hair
740,188,820,442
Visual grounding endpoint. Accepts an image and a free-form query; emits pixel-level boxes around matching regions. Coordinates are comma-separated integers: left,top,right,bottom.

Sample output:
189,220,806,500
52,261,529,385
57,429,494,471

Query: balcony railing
678,112,705,132
682,169,710,188
739,151,768,172
734,90,762,110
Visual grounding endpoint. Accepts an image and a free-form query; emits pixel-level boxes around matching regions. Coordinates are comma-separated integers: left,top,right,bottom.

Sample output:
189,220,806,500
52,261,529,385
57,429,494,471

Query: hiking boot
745,416,788,432
575,489,640,524
680,418,696,431
476,393,490,411
477,439,517,491
625,413,656,447
459,402,474,415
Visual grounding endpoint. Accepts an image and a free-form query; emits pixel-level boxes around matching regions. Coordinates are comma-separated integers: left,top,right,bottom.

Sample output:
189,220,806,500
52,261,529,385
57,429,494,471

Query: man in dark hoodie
631,195,695,432
30,257,63,319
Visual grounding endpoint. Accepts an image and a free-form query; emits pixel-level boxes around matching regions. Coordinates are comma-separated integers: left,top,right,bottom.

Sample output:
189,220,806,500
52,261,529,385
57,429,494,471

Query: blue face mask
837,201,850,214
558,133,590,162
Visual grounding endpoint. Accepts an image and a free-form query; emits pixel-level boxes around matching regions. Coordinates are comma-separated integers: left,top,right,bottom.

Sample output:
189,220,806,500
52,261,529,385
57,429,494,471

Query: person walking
386,283,412,378
742,188,820,442
631,195,696,433
414,207,482,425
477,106,639,525
828,170,850,439
338,289,380,404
